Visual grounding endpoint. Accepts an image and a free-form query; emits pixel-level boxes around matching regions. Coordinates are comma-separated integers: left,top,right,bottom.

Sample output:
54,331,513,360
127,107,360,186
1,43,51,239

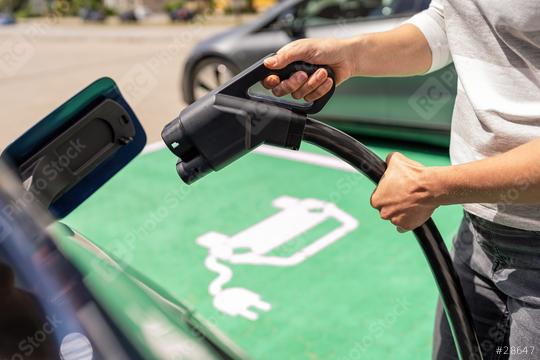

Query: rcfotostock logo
0,220,13,245
119,36,186,105
120,63,159,105
235,100,277,137
24,138,87,194
408,69,456,120
0,35,35,78
34,139,86,182
6,315,61,360
0,138,86,225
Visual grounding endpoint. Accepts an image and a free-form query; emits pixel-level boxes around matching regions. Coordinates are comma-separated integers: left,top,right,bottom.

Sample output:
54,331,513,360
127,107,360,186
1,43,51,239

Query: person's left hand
370,152,439,232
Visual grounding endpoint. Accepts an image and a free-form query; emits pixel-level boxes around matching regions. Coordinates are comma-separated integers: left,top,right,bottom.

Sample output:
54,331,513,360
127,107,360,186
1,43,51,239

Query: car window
298,0,423,27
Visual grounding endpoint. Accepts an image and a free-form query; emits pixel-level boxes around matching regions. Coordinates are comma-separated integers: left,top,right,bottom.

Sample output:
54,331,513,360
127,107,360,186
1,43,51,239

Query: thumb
387,151,422,168
396,226,408,233
385,151,400,164
264,42,308,69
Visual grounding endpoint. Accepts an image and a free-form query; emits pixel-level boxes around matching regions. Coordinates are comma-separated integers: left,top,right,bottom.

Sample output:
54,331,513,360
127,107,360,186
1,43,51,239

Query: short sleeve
404,0,453,73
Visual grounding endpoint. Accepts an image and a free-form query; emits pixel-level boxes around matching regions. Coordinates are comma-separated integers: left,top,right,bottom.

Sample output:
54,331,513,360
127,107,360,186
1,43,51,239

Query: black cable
303,118,483,360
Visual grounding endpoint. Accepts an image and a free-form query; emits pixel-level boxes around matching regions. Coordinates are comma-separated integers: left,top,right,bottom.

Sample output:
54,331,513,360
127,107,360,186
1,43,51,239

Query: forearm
427,139,540,205
343,24,432,77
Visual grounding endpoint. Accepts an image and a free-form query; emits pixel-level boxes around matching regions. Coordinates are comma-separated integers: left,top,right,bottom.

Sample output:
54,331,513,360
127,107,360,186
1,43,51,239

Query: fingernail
296,71,307,80
265,57,277,67
316,69,326,78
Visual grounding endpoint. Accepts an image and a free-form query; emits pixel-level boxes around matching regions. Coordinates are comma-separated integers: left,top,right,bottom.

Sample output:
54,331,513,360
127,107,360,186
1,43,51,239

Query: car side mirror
277,11,305,39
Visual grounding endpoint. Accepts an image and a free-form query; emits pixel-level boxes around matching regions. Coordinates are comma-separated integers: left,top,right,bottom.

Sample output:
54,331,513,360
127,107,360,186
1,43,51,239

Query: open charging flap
1,77,146,219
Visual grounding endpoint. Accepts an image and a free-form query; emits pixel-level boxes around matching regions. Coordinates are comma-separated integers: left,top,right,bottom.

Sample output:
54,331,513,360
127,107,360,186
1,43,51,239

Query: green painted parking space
64,141,462,360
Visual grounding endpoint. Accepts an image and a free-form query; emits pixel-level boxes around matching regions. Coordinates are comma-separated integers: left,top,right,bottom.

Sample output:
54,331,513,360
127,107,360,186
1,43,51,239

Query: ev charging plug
161,54,335,184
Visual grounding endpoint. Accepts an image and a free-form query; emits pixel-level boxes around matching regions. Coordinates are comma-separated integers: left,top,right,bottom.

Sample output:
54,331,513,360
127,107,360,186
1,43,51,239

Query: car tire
186,57,239,103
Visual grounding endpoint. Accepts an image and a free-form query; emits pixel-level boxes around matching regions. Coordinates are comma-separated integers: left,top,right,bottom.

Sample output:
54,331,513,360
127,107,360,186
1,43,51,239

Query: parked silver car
181,0,456,146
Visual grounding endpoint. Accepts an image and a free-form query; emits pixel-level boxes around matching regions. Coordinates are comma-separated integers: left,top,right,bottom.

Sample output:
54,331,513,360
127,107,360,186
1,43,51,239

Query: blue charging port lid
1,77,146,219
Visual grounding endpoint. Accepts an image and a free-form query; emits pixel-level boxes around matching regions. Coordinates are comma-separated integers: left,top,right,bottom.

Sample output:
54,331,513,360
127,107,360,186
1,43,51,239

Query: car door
297,0,456,140
229,6,302,69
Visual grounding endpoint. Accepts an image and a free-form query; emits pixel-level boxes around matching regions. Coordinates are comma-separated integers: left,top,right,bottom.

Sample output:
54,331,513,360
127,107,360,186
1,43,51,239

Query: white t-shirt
407,0,540,230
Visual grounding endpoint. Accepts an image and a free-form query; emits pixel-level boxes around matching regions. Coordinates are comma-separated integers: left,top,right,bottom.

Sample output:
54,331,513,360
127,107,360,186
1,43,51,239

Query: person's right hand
263,38,355,101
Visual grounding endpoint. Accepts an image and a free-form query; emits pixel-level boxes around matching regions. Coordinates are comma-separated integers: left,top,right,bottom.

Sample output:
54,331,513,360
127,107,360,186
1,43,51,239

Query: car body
181,0,456,147
169,8,197,21
0,165,246,359
79,8,107,22
0,12,16,25
119,10,139,22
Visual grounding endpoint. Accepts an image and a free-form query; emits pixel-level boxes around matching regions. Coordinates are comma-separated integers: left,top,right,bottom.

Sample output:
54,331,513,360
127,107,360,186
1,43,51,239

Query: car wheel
188,57,239,102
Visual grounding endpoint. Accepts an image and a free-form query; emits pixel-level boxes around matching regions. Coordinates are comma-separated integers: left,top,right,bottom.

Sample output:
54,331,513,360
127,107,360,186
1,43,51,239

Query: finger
304,77,333,102
386,152,401,164
264,42,308,69
264,55,280,69
380,209,391,221
272,71,308,97
291,68,327,99
396,226,408,233
262,75,280,89
387,151,422,168
370,189,384,210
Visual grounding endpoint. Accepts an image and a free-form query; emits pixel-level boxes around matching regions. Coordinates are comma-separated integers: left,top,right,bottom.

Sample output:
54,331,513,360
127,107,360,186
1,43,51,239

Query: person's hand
262,38,355,101
370,152,439,232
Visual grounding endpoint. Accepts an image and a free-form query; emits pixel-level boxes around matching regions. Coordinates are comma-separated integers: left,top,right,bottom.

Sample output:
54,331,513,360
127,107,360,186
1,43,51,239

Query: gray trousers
433,212,540,360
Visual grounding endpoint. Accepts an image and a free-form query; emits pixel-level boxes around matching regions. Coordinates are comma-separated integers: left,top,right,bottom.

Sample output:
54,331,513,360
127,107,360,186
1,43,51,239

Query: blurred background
0,0,266,149
0,0,454,150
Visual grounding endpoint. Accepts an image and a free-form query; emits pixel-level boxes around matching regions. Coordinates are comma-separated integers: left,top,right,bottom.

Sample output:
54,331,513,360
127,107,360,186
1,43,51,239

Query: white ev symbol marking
197,196,358,320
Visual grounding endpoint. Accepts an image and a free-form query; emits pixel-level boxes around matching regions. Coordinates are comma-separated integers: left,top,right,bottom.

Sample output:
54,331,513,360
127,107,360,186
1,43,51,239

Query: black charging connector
162,54,335,184
162,94,306,184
